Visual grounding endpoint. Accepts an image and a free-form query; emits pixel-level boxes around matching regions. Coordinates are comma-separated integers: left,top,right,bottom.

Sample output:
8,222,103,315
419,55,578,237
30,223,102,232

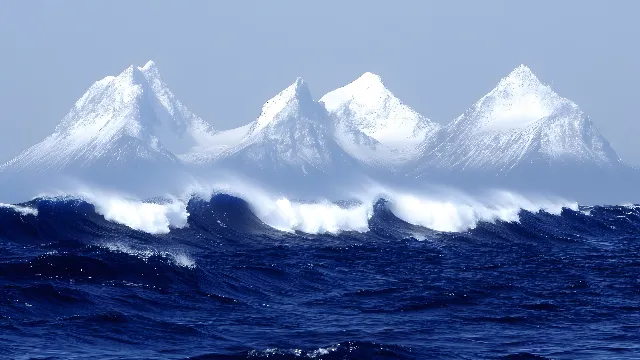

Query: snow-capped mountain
320,72,439,167
0,61,635,204
2,61,216,173
185,78,361,191
407,65,632,202
0,61,217,199
413,65,620,174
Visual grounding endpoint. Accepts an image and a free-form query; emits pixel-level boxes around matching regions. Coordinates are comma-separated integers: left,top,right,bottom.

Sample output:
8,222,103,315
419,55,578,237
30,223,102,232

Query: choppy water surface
1,195,639,359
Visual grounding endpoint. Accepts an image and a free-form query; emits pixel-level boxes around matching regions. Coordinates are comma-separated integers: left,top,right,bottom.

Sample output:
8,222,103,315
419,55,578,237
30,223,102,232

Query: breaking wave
2,179,639,359
0,202,38,217
381,189,575,232
0,179,581,235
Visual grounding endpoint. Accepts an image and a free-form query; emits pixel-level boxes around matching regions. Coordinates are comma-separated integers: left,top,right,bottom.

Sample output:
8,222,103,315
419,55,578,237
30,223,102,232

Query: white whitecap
0,203,38,216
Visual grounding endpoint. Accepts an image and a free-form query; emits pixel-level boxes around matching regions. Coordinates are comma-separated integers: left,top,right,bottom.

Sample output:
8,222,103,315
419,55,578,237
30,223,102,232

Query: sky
1,0,639,165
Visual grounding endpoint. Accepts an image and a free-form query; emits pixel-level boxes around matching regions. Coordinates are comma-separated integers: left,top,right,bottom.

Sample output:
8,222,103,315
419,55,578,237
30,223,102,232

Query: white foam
102,242,196,269
383,188,576,232
37,187,190,235
580,206,593,216
183,175,372,234
349,182,577,233
23,174,578,236
183,175,577,234
255,198,372,234
0,203,38,216
81,192,189,235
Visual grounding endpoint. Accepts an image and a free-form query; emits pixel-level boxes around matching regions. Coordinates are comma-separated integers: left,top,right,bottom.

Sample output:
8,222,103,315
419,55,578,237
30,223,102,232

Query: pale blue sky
1,0,638,164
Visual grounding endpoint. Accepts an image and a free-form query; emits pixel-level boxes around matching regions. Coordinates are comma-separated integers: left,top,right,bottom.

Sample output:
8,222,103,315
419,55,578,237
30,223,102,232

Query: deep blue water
1,195,640,359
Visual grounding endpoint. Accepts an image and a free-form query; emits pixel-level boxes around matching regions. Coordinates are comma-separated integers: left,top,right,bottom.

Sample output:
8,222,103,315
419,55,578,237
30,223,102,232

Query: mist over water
0,170,581,235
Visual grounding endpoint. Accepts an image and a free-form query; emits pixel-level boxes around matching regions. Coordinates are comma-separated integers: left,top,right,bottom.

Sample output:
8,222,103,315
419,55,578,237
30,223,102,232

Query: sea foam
0,203,38,216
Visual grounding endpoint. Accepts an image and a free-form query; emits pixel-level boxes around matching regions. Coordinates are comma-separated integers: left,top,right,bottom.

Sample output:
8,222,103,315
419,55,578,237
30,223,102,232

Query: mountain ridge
185,77,363,195
320,71,440,167
0,61,635,203
0,60,218,201
1,60,218,174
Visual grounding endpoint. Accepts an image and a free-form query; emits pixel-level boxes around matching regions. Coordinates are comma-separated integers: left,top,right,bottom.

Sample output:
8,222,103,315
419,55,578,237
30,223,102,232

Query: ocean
1,194,639,359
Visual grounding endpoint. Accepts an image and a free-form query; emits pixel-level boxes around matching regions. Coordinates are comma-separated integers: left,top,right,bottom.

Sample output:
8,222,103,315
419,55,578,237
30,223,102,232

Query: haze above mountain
0,61,635,204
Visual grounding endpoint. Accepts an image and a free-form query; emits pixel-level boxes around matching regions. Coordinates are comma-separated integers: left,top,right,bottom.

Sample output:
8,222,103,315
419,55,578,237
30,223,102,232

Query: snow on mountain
0,60,633,203
1,61,217,173
414,65,620,176
320,72,439,167
180,123,253,164
466,65,565,132
184,78,362,193
0,61,219,199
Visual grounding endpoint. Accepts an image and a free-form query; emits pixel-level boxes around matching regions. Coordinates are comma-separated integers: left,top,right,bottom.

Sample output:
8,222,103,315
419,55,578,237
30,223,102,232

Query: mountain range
0,61,635,203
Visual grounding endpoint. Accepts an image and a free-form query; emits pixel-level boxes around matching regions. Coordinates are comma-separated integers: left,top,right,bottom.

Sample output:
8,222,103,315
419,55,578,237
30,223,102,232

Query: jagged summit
1,60,216,176
252,77,314,134
503,64,538,84
321,72,439,166
322,72,386,103
0,61,633,204
140,59,157,72
52,60,217,154
357,71,383,82
182,77,324,165
56,62,150,135
292,77,309,92
184,76,360,190
417,64,619,179
466,64,569,132
321,71,387,114
279,77,311,99
497,64,555,101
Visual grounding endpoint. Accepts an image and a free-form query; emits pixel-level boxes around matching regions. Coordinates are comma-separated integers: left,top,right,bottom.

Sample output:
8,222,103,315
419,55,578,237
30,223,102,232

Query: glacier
0,61,637,205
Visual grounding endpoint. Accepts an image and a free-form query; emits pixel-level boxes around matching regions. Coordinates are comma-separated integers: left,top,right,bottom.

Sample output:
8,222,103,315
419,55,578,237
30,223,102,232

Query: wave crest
385,190,577,232
254,198,372,234
3,179,580,235
0,203,38,216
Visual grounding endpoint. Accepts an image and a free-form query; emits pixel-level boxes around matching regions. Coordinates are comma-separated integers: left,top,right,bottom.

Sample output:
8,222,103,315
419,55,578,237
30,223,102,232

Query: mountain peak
469,65,569,132
321,72,438,165
320,72,389,113
140,60,157,72
287,77,312,98
115,60,161,84
506,64,536,80
113,63,148,89
49,60,216,156
498,64,544,91
253,77,317,133
353,71,384,86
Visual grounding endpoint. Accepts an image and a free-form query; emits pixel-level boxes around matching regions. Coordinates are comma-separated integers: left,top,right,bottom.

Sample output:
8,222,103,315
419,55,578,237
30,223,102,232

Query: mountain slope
406,65,632,203
1,61,218,173
0,61,217,199
185,78,363,193
414,65,620,174
1,61,634,204
320,72,439,167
